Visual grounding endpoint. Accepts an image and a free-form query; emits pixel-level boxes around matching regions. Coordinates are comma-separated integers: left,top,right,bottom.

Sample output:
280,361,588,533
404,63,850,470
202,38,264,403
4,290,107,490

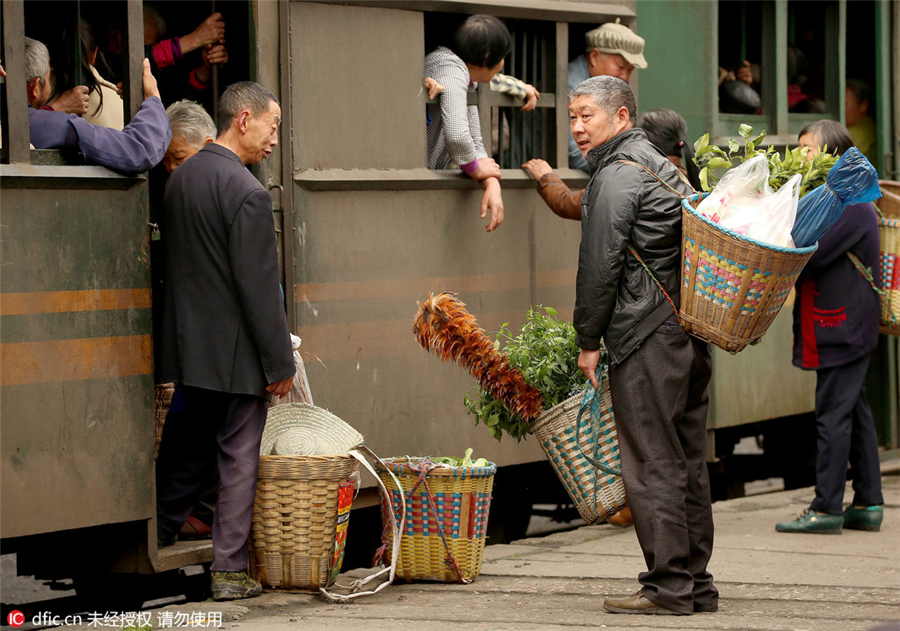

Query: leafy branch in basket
693,123,839,198
464,306,590,442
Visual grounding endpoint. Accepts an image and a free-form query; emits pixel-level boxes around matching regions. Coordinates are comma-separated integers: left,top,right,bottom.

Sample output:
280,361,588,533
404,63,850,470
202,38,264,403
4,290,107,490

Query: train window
423,14,559,171
717,1,765,117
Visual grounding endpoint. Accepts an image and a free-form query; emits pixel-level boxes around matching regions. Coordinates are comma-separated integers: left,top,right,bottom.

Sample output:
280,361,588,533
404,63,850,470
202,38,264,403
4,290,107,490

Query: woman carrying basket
775,120,884,534
572,76,716,617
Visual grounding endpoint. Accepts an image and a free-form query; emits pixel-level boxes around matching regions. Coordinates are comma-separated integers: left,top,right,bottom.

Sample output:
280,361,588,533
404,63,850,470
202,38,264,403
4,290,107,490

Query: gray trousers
608,321,716,614
156,385,268,572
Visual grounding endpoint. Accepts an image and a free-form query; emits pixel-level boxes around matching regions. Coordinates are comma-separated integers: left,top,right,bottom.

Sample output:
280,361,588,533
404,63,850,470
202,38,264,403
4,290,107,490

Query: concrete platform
54,473,899,630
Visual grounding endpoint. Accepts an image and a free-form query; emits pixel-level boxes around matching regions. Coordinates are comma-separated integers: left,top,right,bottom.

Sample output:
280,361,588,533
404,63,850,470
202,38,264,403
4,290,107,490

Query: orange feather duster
413,292,545,421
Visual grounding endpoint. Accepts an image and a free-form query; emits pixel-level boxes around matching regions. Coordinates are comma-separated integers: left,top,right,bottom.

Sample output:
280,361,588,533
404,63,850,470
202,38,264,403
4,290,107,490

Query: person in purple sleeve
776,120,885,535
25,36,171,175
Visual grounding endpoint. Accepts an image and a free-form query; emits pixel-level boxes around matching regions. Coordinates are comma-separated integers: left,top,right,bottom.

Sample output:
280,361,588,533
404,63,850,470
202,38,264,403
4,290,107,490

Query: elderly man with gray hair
571,76,716,617
163,100,217,173
155,81,294,601
24,37,170,174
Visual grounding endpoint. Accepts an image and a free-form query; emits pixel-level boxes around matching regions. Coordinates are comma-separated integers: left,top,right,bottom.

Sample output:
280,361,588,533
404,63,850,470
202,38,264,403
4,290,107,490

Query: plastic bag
745,174,801,248
272,334,314,405
697,155,800,248
791,147,882,248
697,155,770,224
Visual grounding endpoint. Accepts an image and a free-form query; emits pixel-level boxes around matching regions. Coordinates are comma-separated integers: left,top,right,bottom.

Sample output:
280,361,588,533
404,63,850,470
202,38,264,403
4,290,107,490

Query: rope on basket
574,363,622,480
374,458,469,584
847,251,900,328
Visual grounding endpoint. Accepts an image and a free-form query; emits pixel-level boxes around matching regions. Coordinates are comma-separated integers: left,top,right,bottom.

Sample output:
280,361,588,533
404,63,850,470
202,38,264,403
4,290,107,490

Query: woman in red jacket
776,120,884,534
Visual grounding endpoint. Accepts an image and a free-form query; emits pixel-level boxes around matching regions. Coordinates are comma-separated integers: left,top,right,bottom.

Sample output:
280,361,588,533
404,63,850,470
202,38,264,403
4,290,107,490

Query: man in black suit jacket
156,81,294,601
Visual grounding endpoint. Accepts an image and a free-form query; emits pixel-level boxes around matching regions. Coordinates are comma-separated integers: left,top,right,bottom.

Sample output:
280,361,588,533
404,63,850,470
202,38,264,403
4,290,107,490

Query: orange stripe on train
0,289,152,316
0,335,152,386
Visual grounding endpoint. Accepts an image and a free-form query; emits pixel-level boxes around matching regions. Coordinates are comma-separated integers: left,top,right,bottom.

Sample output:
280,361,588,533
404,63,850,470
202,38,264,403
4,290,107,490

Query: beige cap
585,19,648,69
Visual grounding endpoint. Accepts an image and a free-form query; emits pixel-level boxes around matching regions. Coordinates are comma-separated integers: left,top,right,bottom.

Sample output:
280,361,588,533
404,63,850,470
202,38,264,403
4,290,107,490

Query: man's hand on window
49,85,90,116
142,58,161,101
521,84,541,112
181,12,226,54
480,177,504,232
521,158,553,180
196,42,229,84
470,157,502,182
424,77,444,100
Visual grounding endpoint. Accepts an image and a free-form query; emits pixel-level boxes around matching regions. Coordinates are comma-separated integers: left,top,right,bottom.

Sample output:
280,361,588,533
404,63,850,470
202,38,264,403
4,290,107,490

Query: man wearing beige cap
567,20,647,169
521,19,648,214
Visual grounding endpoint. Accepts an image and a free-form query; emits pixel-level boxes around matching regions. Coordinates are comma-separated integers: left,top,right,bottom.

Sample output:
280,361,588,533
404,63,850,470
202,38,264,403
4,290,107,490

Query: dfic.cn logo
7,610,25,628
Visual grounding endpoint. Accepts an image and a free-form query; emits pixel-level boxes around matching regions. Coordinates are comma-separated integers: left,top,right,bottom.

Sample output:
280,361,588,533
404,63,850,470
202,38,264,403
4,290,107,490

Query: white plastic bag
747,174,801,248
273,334,314,405
697,155,770,224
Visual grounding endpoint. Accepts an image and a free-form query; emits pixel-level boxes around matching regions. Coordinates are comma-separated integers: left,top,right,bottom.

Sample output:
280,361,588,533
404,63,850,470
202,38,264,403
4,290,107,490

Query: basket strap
320,445,406,603
574,364,622,478
627,245,683,327
405,461,470,584
847,251,900,327
614,159,695,198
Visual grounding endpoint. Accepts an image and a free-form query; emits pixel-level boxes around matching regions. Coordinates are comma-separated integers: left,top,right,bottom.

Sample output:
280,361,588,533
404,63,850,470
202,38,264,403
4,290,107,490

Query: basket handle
319,445,406,603
847,251,900,328
574,364,622,478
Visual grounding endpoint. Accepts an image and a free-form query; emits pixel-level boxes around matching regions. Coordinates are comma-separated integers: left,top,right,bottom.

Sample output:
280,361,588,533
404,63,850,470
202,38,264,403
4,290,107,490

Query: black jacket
574,128,693,364
158,143,294,399
791,202,880,370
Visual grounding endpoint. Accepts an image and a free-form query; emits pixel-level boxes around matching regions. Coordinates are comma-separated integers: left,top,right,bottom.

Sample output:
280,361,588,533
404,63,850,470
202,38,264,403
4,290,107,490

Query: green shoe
210,571,263,601
843,505,883,532
775,509,843,534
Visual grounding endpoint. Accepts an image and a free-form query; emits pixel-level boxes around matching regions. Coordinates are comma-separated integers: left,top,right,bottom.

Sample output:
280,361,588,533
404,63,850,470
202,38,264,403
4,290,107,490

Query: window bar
554,22,569,169
2,0,29,165
123,0,143,123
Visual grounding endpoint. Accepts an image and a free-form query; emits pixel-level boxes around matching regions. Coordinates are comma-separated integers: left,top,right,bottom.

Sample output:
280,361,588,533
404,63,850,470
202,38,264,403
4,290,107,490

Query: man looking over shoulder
24,37,170,174
155,81,294,601
572,76,716,616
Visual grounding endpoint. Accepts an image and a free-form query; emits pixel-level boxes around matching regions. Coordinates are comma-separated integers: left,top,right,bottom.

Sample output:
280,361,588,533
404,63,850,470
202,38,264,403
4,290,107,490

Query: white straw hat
261,403,364,456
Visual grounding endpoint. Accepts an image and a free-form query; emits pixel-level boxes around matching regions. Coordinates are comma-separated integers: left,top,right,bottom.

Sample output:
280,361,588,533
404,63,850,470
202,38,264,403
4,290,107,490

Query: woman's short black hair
638,108,703,192
451,14,511,70
798,119,855,156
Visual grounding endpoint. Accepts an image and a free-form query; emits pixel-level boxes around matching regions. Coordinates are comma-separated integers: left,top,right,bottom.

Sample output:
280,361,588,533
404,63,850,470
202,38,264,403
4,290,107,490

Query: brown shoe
608,507,633,528
604,591,690,615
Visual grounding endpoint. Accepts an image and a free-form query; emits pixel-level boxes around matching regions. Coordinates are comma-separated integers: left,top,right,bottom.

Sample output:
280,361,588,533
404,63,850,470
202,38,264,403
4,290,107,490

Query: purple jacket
28,95,171,174
792,202,881,370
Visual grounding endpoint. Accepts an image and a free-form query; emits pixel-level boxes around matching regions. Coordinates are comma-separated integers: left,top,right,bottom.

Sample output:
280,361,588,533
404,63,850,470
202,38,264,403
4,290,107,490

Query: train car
1,0,897,596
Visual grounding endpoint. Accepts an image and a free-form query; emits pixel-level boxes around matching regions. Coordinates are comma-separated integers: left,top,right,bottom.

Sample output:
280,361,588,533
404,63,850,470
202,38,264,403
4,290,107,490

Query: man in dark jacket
156,81,294,601
572,76,715,616
777,121,884,534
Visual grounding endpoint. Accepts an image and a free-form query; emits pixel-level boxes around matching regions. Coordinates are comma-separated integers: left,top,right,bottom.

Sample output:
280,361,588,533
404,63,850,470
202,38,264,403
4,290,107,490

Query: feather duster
413,292,545,421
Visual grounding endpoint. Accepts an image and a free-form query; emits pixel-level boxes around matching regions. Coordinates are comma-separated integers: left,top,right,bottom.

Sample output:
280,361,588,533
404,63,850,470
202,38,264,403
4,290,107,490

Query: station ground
42,466,900,631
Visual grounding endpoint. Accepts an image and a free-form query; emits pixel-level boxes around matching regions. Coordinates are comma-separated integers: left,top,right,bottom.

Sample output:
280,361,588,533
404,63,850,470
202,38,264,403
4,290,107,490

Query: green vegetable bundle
693,123,838,198
463,306,587,442
431,448,490,468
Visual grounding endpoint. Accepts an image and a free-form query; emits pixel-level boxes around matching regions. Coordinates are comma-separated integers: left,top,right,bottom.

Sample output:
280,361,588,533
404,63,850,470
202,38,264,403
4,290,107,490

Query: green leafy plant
463,306,588,442
693,123,838,198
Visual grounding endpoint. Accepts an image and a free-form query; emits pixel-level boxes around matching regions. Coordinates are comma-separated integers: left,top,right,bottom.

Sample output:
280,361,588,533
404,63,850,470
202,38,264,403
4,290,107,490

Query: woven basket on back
679,194,818,353
374,457,495,583
876,182,900,335
249,403,362,591
531,377,626,525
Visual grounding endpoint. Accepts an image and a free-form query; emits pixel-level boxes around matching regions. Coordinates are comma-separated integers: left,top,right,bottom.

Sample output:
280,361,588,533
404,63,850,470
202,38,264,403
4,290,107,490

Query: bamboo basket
374,457,495,583
679,194,818,352
876,182,900,334
531,384,626,525
249,454,359,590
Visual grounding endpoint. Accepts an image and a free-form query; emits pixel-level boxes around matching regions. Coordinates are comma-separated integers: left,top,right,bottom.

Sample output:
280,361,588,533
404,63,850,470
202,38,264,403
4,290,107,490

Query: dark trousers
156,385,268,571
608,322,716,614
809,355,884,515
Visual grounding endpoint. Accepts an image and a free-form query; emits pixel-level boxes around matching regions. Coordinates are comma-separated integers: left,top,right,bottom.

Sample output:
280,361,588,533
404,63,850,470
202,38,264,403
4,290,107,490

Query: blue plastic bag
791,147,882,248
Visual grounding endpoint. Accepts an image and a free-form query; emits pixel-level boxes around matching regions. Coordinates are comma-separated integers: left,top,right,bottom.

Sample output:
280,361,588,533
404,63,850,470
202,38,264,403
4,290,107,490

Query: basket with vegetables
678,124,879,352
373,449,496,583
413,294,626,526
